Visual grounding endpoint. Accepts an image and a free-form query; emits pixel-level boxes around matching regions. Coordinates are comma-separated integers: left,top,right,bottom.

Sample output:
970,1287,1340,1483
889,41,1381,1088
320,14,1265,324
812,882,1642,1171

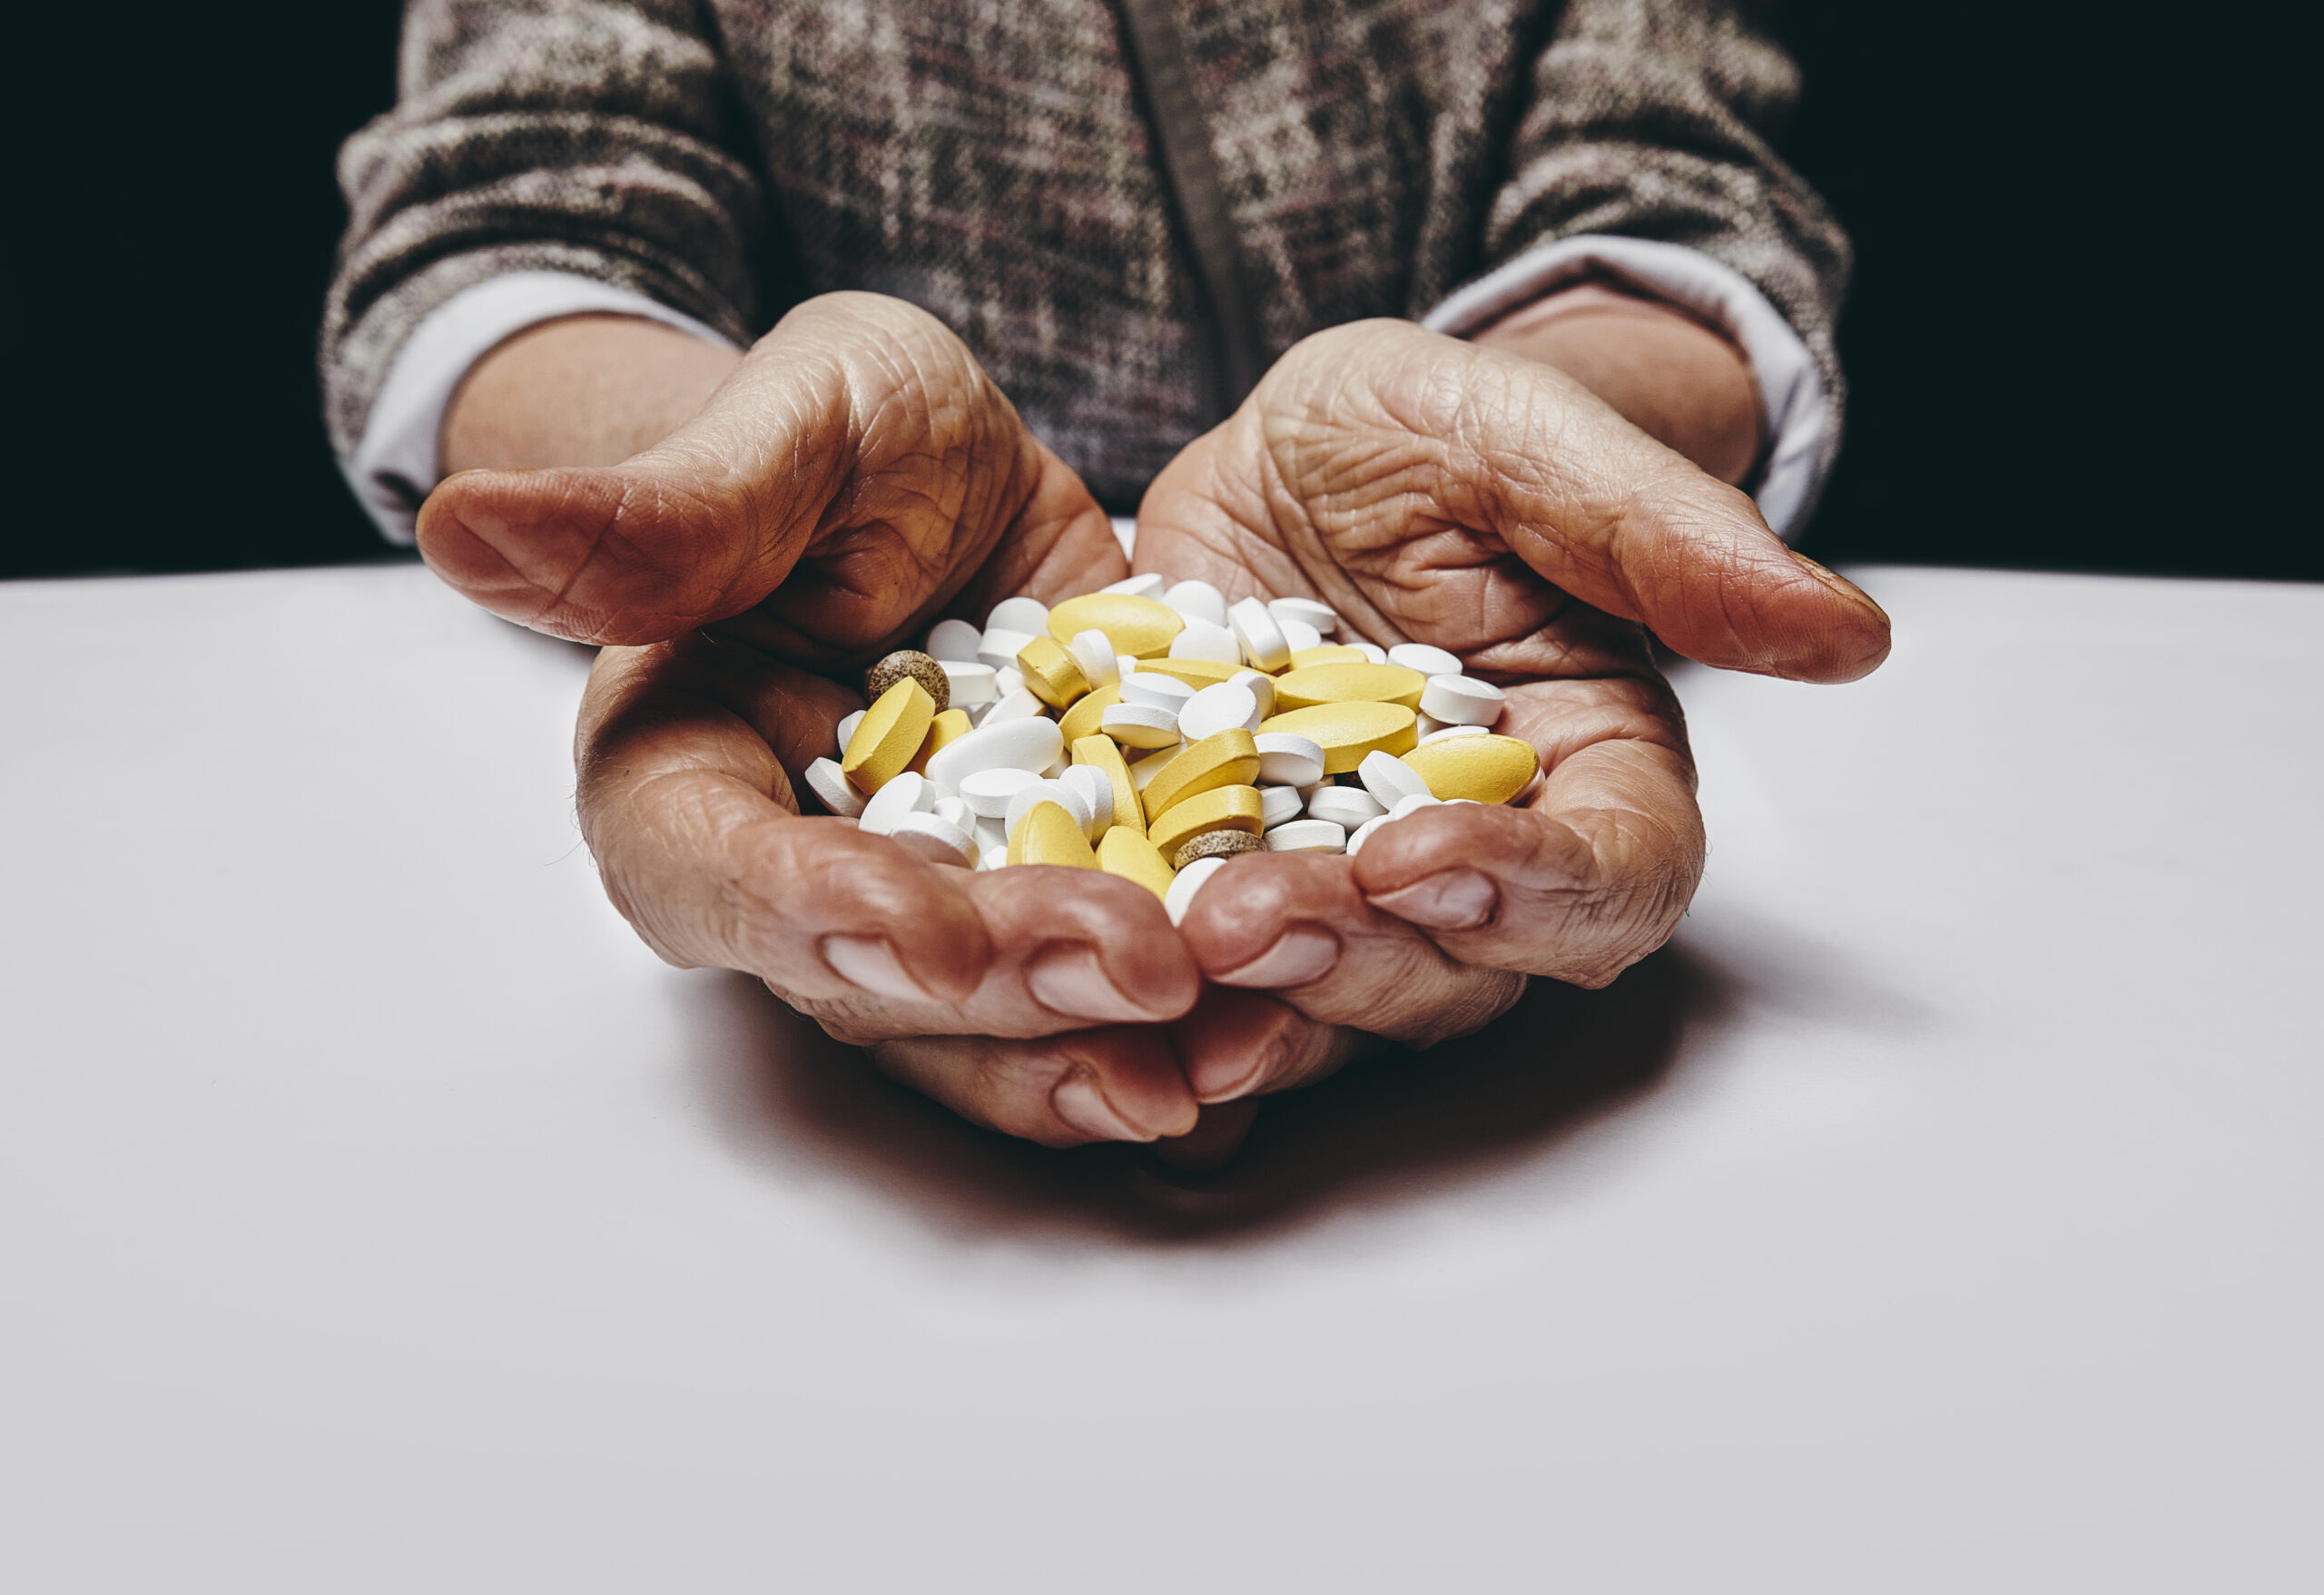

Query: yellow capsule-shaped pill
1138,729,1260,822
1256,701,1418,774
1058,683,1122,744
1016,635,1091,710
1402,734,1541,805
1097,828,1176,901
842,678,936,793
1046,593,1184,659
907,707,973,775
1133,655,1241,690
1270,662,1428,713
1071,734,1145,836
1147,783,1265,865
1287,645,1367,670
1006,801,1098,869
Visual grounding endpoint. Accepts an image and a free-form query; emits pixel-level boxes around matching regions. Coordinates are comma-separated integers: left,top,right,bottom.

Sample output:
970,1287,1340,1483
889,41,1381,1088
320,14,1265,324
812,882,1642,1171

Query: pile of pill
800,576,1538,926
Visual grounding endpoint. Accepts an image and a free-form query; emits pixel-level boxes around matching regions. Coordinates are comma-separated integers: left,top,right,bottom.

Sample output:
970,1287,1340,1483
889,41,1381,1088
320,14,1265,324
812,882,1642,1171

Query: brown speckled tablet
865,650,949,714
1171,828,1262,869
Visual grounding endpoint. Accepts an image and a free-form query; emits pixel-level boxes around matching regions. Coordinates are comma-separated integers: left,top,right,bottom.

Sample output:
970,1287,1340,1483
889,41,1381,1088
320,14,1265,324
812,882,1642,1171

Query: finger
1166,985,1377,1105
1147,1099,1263,1173
1261,320,1892,682
870,1026,1198,1147
578,643,1201,1040
416,292,1059,648
1175,853,1529,1051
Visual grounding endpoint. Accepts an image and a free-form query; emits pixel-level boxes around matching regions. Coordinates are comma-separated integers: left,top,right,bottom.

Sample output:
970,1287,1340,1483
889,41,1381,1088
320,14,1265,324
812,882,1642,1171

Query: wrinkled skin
419,294,1889,1157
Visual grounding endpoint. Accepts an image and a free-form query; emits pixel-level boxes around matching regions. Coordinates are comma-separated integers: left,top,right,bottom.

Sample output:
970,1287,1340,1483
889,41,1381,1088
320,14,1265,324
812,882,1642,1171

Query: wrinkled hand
1132,319,1891,1113
424,294,1209,1146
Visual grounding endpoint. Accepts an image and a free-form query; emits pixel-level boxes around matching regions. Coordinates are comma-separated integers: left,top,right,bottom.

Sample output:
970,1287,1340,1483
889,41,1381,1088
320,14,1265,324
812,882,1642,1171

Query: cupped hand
1132,318,1891,1113
431,292,1206,1145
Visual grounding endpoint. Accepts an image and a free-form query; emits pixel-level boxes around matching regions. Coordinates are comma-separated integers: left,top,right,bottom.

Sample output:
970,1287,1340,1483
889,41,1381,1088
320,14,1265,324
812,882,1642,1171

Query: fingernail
1790,549,1888,619
1026,941,1161,1022
1050,1071,1151,1142
820,933,932,1001
1370,868,1499,930
1215,924,1341,988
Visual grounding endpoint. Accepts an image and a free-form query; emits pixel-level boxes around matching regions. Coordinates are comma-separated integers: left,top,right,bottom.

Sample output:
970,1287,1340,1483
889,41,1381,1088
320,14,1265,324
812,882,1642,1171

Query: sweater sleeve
1447,0,1852,531
320,0,772,464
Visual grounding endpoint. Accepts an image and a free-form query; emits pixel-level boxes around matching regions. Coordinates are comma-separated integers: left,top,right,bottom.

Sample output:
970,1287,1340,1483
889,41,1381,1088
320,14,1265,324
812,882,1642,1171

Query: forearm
441,314,744,475
1470,284,1763,486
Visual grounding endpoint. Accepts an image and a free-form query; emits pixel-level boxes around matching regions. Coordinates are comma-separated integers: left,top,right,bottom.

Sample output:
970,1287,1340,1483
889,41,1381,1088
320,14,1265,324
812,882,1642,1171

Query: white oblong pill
1100,702,1183,749
1165,855,1229,927
979,843,1009,871
1227,596,1291,672
1128,743,1183,791
1418,674,1506,726
939,659,999,708
1005,779,1092,839
925,715,1065,793
1059,764,1112,840
1167,617,1240,664
1421,723,1491,744
958,766,1042,818
1389,793,1443,822
1358,749,1433,809
986,596,1050,635
1066,628,1120,689
1253,733,1324,788
925,618,985,662
1308,785,1386,829
803,757,867,819
887,811,977,866
1268,596,1339,635
1387,643,1462,677
1277,618,1324,654
1264,817,1346,853
1120,673,1196,711
859,771,935,835
1259,784,1305,830
978,687,1049,725
1177,682,1262,743
977,625,1038,671
1227,668,1275,718
1349,642,1388,665
1344,814,1389,857
1162,579,1228,627
834,709,867,755
1101,573,1167,601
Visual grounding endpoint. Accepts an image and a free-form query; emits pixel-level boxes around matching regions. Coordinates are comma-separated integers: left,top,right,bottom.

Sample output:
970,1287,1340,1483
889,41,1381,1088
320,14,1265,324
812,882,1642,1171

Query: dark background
0,5,2298,583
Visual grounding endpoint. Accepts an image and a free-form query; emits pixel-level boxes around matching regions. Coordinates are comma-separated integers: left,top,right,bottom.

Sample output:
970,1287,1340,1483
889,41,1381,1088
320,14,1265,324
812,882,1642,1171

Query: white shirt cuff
339,271,743,545
1420,235,1831,539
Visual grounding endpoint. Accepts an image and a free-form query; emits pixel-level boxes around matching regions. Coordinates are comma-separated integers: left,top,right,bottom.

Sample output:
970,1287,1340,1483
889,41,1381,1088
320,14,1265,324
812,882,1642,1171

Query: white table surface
2,563,2318,1590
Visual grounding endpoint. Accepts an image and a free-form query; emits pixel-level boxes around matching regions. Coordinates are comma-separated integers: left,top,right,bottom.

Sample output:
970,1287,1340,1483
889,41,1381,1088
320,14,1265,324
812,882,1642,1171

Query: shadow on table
691,942,1736,1248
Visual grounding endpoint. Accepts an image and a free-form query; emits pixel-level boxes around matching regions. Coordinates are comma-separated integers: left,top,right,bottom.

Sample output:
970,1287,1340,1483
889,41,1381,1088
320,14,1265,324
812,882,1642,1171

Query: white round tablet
924,617,984,663
1421,723,1491,744
1101,573,1167,601
1227,596,1291,672
985,596,1050,635
994,665,1026,695
1059,764,1112,840
1358,749,1434,809
1005,779,1093,839
1100,702,1183,749
803,757,866,819
978,687,1049,725
1258,783,1305,830
924,715,1064,793
938,659,999,707
1065,628,1119,688
1348,642,1388,665
1227,668,1275,717
1128,743,1182,790
1277,618,1324,654
1267,596,1339,635
979,843,1009,871
1308,786,1386,828
931,794,971,830
1344,814,1389,857
887,812,976,866
957,765,1044,818
1162,579,1228,627
1253,732,1325,788
1167,617,1240,664
834,709,867,755
1120,673,1196,711
976,625,1038,671
1177,682,1262,743
1389,793,1442,821
1418,674,1506,726
1165,855,1229,927
1387,642,1462,677
858,771,935,835
1264,818,1346,853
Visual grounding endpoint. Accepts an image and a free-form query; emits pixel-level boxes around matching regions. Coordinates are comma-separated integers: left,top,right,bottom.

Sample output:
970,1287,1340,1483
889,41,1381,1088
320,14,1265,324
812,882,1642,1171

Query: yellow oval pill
908,708,973,775
1007,801,1098,869
1402,734,1540,804
1138,729,1260,823
1016,635,1091,710
1256,701,1418,773
1071,735,1145,836
1047,593,1184,659
1147,783,1264,865
1058,683,1122,744
841,678,936,793
1270,662,1428,712
1288,645,1367,670
1133,656,1241,689
1097,828,1175,901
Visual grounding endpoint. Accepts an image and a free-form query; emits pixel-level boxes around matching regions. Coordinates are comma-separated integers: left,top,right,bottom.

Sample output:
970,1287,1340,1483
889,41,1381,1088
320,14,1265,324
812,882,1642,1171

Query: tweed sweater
325,0,1848,514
